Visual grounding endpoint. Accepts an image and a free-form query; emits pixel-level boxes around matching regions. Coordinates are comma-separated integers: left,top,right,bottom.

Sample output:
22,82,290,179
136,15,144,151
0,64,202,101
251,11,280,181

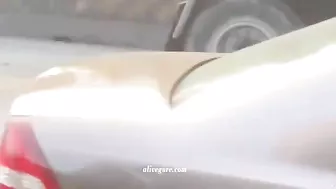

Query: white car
1,18,336,189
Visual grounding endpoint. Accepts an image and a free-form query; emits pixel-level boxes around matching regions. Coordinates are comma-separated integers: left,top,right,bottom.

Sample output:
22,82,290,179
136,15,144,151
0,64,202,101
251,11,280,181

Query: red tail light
0,118,60,189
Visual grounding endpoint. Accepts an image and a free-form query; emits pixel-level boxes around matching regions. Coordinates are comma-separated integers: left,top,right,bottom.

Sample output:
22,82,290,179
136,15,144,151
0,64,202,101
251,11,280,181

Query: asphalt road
0,37,140,135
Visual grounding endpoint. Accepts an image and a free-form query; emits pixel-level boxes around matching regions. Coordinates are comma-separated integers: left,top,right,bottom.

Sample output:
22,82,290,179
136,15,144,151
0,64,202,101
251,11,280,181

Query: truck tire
185,0,304,52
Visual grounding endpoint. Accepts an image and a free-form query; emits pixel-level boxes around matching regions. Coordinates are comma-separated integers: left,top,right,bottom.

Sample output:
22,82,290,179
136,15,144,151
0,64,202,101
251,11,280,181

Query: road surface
0,37,141,135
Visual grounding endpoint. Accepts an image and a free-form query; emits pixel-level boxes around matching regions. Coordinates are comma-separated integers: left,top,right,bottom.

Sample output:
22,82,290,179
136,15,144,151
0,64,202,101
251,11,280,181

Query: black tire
185,0,304,52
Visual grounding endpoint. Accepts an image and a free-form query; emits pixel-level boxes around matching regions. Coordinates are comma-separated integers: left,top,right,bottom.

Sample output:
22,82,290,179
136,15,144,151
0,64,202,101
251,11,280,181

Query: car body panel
6,18,336,188
175,17,336,93
26,51,222,100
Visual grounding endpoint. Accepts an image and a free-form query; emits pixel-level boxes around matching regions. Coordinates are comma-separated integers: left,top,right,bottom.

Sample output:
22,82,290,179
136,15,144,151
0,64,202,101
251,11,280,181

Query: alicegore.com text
142,165,187,174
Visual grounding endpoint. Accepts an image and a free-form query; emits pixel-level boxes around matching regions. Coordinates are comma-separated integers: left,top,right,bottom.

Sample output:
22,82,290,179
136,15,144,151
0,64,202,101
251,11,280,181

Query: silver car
1,18,336,189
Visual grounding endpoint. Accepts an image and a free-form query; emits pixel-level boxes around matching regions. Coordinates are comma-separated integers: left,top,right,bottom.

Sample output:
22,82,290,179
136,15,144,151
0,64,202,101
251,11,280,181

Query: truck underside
165,0,336,52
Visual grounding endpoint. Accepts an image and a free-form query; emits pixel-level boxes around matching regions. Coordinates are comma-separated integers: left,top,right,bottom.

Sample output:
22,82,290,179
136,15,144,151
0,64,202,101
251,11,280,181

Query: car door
48,0,180,50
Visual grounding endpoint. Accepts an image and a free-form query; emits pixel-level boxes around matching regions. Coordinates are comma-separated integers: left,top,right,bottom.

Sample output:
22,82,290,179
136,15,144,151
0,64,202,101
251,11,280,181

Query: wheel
185,0,304,53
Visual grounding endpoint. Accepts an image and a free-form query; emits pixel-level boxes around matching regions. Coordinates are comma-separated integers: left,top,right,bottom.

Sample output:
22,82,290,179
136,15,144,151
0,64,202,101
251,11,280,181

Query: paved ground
0,37,140,135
